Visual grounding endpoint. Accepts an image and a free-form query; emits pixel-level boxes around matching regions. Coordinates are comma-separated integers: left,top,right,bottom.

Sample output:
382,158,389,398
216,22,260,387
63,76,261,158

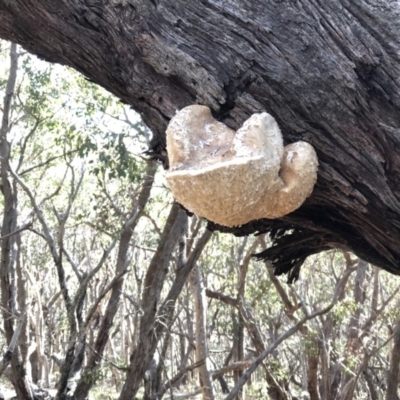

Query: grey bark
119,203,187,399
0,42,34,400
339,259,368,399
189,264,215,400
363,369,380,400
225,265,356,400
1,1,400,278
307,350,321,400
387,318,400,400
74,160,157,400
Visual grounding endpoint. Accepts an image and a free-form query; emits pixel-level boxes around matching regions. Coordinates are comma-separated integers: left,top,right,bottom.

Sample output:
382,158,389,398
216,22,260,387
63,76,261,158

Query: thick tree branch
1,1,400,277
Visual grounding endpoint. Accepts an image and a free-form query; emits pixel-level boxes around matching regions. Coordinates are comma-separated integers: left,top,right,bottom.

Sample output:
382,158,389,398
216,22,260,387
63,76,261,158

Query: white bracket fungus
165,105,318,227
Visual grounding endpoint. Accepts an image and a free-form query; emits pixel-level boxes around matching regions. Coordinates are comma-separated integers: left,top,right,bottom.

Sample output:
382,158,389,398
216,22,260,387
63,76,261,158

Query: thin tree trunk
0,42,34,400
307,351,321,400
225,264,356,400
74,160,157,400
232,312,245,400
189,264,215,400
363,369,379,400
25,268,50,388
387,318,400,400
15,234,31,383
234,237,260,400
0,312,26,377
152,227,212,400
339,259,368,399
118,203,187,400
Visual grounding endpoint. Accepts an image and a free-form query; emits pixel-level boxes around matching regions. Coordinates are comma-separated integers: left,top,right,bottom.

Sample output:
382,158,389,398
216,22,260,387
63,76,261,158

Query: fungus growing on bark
165,105,318,227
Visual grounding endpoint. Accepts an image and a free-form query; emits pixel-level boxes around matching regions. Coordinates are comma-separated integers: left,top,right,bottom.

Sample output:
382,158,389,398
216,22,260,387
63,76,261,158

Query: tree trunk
307,349,321,400
0,42,34,400
119,203,187,399
189,264,215,400
1,1,400,279
387,318,400,400
74,160,156,400
339,259,368,398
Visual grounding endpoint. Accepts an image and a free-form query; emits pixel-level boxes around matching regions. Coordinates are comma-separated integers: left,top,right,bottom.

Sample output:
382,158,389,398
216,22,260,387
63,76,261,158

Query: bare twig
71,239,118,314
225,265,357,400
205,289,238,308
157,359,206,398
0,221,32,241
83,268,129,328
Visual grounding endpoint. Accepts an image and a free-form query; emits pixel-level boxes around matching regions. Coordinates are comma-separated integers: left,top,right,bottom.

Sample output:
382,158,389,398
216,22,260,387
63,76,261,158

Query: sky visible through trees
1,40,400,400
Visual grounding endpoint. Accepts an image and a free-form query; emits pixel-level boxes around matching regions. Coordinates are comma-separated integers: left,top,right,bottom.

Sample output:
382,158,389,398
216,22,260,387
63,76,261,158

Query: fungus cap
165,105,318,227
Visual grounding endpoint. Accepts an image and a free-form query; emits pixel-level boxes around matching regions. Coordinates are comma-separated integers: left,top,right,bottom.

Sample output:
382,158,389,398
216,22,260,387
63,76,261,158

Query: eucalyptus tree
1,1,400,280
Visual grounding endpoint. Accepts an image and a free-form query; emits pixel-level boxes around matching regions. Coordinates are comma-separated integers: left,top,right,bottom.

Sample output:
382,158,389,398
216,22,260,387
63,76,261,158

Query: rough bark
1,1,400,278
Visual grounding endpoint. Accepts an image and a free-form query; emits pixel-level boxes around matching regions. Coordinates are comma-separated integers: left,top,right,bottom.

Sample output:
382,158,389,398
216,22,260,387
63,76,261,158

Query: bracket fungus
165,105,318,227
